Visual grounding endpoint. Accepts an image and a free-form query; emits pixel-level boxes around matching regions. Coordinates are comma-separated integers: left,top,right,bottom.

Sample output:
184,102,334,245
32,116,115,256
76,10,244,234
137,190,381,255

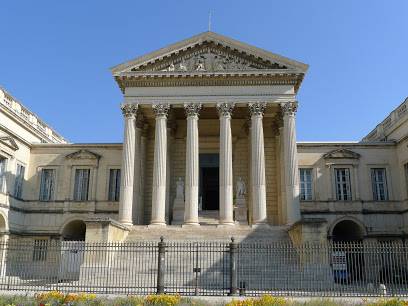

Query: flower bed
0,292,407,306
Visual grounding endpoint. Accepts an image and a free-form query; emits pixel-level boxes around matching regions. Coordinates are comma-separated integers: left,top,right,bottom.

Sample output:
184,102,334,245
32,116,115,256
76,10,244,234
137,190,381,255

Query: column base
251,223,270,229
119,221,133,227
182,222,200,227
148,223,167,228
217,222,235,228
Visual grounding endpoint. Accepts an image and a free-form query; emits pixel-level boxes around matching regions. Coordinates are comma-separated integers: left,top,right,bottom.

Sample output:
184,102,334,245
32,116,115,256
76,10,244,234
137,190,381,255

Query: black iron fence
0,238,407,296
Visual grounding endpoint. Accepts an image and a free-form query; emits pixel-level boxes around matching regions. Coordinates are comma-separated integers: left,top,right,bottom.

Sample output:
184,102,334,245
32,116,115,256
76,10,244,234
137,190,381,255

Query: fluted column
132,115,144,225
281,102,301,224
150,104,170,226
249,102,267,225
118,103,138,226
183,103,201,226
217,103,235,225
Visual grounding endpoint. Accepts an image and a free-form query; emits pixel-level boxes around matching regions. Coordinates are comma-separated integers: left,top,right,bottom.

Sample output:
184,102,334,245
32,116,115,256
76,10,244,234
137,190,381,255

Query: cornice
116,74,304,93
0,88,67,144
111,31,308,74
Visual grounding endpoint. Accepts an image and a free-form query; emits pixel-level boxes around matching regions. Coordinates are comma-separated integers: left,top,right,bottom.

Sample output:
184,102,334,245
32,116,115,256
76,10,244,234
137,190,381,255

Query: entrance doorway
199,154,219,211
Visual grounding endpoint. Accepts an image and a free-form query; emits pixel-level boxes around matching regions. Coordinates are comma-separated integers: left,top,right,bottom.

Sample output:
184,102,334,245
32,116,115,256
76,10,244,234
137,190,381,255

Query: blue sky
0,1,407,143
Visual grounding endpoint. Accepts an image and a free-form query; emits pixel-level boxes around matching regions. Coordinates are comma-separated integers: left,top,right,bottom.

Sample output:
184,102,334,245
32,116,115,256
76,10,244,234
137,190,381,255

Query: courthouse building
1,31,408,244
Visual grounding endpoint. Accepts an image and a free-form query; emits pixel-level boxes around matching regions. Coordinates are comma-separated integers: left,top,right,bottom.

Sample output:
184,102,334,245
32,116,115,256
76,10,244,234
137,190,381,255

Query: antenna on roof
208,11,212,31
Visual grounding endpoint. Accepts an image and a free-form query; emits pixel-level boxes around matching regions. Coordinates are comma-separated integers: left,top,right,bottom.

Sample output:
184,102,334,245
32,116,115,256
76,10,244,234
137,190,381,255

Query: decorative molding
216,103,235,117
248,102,267,117
65,149,101,161
152,104,170,117
0,136,19,151
323,148,361,160
280,101,298,116
120,103,138,118
134,43,287,73
184,103,202,117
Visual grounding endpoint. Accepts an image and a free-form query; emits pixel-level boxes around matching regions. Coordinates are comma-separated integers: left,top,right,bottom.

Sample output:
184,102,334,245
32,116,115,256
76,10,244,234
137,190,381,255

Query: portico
112,31,307,227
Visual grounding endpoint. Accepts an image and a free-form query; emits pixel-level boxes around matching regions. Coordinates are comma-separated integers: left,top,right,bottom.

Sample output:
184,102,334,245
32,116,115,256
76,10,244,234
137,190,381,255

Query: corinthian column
118,103,138,226
183,103,201,226
217,103,235,225
132,114,144,225
150,104,170,226
249,102,267,225
281,102,301,224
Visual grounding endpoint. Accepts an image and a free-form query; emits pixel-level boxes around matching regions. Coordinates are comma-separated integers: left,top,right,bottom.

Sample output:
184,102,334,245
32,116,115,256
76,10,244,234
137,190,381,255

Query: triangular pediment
111,31,308,75
323,148,361,160
65,149,101,160
0,136,19,151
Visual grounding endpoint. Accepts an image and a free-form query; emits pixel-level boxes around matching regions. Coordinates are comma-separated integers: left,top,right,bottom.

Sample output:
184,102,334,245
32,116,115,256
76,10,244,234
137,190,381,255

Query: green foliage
365,299,408,306
0,292,406,306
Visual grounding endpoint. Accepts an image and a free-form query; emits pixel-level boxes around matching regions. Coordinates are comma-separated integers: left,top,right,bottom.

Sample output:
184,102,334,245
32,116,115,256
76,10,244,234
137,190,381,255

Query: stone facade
0,32,407,245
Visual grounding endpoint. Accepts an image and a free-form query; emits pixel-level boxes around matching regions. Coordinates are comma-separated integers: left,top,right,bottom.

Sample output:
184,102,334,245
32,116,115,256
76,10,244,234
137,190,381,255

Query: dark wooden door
201,167,219,210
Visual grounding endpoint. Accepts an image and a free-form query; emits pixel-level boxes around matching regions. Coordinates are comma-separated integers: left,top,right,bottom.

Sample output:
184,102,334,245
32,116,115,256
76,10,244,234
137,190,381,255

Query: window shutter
116,170,121,201
371,169,378,200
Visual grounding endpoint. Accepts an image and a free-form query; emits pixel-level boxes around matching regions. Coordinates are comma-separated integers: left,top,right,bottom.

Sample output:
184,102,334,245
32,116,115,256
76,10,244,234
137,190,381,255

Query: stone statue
196,60,205,71
168,63,175,71
179,61,187,71
176,177,184,200
236,177,246,199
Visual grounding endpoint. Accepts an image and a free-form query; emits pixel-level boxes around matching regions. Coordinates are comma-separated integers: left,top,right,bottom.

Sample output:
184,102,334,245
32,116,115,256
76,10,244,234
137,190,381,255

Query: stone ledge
85,217,130,232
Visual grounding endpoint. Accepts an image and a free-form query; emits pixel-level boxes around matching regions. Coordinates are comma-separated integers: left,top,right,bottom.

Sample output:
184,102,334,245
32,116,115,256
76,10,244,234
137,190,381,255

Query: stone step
125,225,291,242
198,210,220,225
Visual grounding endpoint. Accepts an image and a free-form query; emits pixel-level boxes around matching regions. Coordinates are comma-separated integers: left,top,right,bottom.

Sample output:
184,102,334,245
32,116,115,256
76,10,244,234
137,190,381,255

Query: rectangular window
299,168,313,201
371,168,388,201
108,169,121,201
39,169,55,201
13,164,25,198
32,240,48,261
73,169,90,201
0,158,6,193
335,168,352,201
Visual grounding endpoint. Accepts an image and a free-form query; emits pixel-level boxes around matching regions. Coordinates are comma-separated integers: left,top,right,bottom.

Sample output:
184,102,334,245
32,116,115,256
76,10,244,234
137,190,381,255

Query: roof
111,31,308,93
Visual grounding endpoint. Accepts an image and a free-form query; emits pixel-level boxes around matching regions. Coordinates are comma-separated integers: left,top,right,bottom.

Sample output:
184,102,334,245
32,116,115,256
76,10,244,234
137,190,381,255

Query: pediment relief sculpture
134,44,288,73
65,149,101,161
0,136,19,151
323,148,361,160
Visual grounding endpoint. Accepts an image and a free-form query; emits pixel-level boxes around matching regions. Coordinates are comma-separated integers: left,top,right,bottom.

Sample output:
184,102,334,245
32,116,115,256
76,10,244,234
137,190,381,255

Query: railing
0,238,407,296
0,88,67,144
362,97,408,142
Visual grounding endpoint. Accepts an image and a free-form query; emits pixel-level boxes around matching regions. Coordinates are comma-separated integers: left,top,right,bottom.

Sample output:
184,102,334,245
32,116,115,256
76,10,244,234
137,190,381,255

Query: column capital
120,104,138,118
217,103,235,117
184,103,202,117
280,101,298,116
152,104,170,118
248,102,267,117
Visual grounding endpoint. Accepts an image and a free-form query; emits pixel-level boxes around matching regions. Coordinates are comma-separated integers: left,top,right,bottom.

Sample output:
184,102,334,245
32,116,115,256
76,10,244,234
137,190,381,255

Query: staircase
198,210,219,225
125,224,291,242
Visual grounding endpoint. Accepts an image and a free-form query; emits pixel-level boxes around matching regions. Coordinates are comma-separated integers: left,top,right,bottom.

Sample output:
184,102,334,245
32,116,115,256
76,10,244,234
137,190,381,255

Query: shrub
365,299,408,306
226,295,288,306
145,294,181,306
35,291,98,305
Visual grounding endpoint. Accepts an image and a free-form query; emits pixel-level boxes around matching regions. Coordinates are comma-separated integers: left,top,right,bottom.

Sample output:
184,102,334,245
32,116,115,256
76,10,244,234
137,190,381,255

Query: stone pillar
118,103,138,226
139,127,148,224
150,104,170,226
217,103,235,225
183,103,201,226
281,101,301,224
249,102,267,225
132,115,144,225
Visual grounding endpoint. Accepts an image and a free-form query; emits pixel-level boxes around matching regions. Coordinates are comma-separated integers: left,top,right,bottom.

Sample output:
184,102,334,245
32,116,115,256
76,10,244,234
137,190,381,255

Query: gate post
229,237,238,296
157,236,166,294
